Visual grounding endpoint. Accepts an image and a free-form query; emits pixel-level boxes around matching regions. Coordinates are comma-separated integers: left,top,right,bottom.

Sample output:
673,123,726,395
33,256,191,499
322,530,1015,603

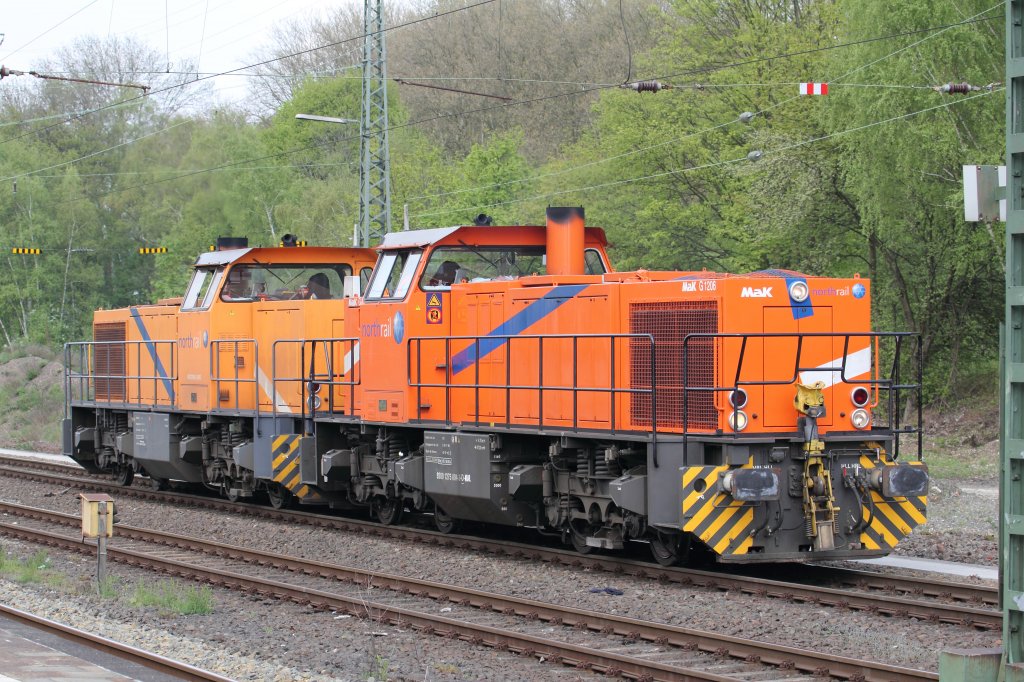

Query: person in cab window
222,269,251,301
306,273,331,299
430,260,460,286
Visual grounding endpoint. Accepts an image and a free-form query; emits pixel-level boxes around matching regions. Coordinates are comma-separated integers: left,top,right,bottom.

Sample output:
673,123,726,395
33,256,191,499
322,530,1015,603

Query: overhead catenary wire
409,88,1002,219
2,120,191,182
15,4,1003,202
0,0,501,146
0,5,999,148
405,1,1001,208
0,0,102,62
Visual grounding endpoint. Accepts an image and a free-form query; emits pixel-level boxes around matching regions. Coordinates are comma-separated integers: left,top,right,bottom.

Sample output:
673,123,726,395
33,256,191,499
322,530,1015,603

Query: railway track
0,601,233,681
0,497,939,682
0,454,999,631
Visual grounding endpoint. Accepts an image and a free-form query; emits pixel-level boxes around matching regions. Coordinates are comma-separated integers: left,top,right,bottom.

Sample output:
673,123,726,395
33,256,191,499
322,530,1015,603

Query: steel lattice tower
359,0,392,247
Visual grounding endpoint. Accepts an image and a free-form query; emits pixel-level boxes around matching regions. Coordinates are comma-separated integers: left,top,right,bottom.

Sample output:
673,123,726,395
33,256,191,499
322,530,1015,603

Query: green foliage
0,550,53,583
130,580,214,615
0,2,1006,405
97,575,120,599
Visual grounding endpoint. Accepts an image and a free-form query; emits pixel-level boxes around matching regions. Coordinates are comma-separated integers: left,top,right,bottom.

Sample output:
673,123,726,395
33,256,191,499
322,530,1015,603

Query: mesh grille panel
630,301,718,430
94,322,126,401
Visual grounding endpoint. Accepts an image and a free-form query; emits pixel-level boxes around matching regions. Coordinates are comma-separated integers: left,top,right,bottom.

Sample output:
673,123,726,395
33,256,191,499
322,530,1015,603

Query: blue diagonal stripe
451,284,589,375
129,307,175,402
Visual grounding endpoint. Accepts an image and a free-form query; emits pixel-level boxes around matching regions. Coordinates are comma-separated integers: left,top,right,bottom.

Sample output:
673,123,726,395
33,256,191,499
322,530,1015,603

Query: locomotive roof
195,247,254,266
379,224,608,250
193,245,372,267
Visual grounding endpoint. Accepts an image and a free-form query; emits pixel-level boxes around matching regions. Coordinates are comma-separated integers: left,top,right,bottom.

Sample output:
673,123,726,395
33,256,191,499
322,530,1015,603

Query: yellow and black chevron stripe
138,247,168,254
681,464,755,556
857,455,928,551
271,434,324,503
11,248,40,255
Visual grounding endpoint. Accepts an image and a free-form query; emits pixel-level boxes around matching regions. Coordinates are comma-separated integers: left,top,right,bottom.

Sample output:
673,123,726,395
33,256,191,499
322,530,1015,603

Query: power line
0,0,102,62
404,2,1001,208
14,4,1003,202
409,89,1001,219
1,120,191,182
0,0,500,147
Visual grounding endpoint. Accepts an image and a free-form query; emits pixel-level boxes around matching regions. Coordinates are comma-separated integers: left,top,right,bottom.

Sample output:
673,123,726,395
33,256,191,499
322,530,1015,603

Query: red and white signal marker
799,82,828,95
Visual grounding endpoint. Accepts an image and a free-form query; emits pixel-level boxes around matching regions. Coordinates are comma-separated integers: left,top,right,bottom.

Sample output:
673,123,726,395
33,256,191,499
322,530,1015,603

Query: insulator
739,111,756,124
622,80,668,93
747,150,763,162
938,82,973,94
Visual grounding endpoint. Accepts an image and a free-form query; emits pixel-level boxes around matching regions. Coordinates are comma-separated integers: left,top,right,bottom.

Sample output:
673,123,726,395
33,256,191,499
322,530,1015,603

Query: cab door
357,250,423,424
177,267,223,412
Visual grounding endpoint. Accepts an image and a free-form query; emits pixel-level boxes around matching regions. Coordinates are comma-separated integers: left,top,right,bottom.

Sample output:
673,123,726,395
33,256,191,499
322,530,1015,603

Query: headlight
850,386,869,407
728,410,749,432
788,280,809,302
729,388,748,409
850,408,871,429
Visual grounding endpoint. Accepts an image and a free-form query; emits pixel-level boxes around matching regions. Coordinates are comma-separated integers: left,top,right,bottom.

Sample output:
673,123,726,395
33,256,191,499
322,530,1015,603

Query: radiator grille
93,322,126,401
630,301,718,430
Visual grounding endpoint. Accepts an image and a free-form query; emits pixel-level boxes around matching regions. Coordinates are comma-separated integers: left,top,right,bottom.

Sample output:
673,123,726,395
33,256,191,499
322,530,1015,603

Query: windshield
220,263,352,302
182,267,224,310
366,251,422,300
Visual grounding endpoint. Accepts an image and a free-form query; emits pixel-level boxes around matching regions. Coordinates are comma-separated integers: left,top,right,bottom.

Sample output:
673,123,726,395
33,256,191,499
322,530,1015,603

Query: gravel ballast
0,468,1001,680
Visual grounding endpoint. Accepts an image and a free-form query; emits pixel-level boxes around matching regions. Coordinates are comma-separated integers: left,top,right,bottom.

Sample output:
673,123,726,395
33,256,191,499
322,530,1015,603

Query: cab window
367,251,422,300
419,245,606,290
584,248,608,274
420,246,544,290
220,263,352,302
182,267,224,311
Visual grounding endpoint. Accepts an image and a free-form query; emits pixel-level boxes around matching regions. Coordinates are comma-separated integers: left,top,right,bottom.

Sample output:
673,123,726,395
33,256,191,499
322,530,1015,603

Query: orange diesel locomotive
64,238,377,506
64,209,927,565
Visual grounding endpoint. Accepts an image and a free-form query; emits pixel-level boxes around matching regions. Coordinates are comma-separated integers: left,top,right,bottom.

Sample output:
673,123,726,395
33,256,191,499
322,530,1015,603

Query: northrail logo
740,286,773,298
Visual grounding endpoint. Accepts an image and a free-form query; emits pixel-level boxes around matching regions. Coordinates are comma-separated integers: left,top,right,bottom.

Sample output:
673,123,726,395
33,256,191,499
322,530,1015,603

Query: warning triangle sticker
427,293,441,307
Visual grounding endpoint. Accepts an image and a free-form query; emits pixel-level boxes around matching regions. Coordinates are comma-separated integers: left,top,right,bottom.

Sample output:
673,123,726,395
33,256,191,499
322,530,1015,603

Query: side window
360,267,373,293
182,268,222,311
366,252,422,300
584,249,607,275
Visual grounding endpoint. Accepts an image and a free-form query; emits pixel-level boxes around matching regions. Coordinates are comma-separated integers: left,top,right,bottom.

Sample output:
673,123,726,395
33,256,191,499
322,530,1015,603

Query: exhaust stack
545,206,585,276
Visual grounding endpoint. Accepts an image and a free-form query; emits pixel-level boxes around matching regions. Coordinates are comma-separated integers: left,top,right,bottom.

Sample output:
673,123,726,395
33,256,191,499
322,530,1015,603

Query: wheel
433,506,460,534
224,479,240,503
373,497,403,525
570,525,595,555
267,483,290,509
649,533,683,567
150,477,167,491
115,466,134,487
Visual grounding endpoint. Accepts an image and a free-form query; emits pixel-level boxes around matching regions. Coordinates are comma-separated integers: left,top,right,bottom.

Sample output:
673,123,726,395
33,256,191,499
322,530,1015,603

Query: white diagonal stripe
799,346,872,389
256,365,293,413
343,342,360,374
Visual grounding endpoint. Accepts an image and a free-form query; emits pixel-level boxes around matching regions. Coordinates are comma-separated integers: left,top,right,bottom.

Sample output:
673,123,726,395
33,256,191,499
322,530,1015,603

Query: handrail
680,331,922,459
64,340,177,409
407,332,659,462
270,338,361,427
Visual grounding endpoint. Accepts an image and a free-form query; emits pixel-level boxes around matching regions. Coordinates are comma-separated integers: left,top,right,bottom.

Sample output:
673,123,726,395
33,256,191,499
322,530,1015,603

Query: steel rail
0,508,938,682
0,456,999,629
0,602,233,681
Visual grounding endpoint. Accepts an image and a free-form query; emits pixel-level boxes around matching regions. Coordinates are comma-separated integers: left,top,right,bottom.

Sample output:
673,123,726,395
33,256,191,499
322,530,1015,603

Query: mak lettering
741,286,773,298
